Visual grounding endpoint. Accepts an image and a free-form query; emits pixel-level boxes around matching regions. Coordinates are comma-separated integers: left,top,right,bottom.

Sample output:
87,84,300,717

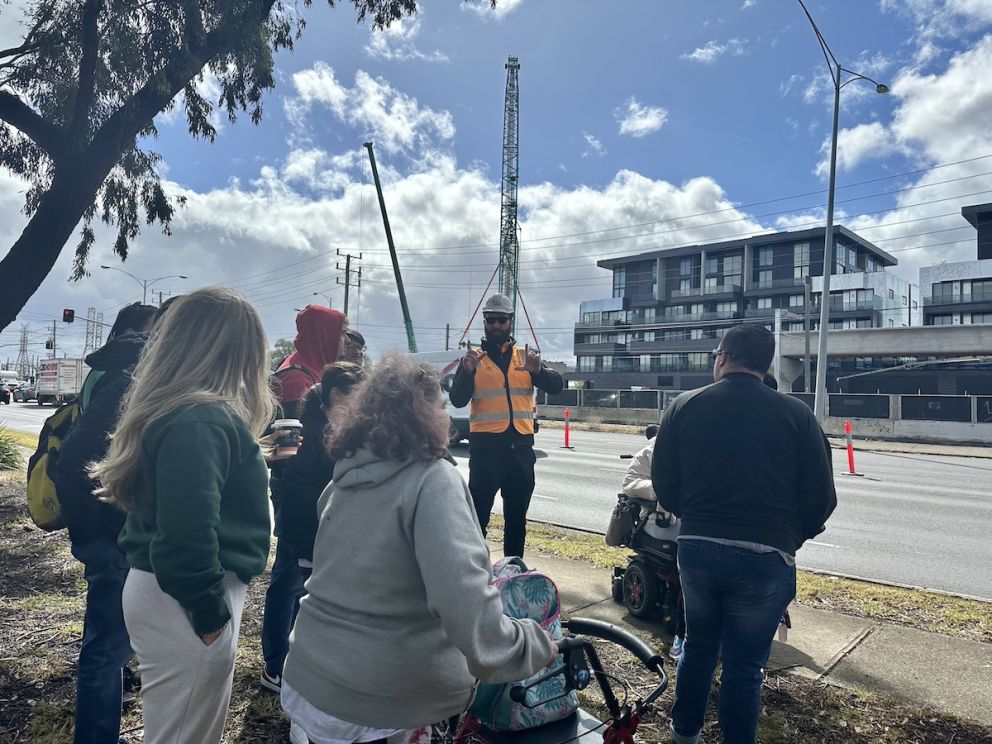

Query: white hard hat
482,293,514,315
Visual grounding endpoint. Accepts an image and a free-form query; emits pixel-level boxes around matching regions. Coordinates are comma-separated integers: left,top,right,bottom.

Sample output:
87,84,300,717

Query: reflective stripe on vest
470,347,535,435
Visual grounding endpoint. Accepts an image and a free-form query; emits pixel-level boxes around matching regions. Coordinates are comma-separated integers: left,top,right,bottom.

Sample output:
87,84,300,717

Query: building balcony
669,287,702,299
923,290,992,307
748,277,807,292
661,310,739,322
813,297,884,313
573,342,627,354
703,282,743,296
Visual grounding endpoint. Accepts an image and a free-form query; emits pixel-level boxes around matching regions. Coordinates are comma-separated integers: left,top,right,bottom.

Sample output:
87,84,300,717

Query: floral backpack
468,557,579,731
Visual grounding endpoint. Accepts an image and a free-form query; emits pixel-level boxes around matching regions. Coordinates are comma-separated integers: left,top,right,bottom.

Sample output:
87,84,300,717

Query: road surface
5,405,989,599
0,400,50,436
452,428,992,601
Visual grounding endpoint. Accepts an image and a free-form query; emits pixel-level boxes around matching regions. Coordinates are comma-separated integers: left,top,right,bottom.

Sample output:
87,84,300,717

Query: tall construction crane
498,56,520,316
364,141,417,353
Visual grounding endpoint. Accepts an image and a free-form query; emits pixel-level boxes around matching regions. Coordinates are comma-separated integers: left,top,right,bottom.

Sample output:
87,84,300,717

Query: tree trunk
0,161,107,331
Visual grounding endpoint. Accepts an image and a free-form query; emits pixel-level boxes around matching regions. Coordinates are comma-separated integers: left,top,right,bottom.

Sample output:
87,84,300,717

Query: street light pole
798,0,889,423
99,266,188,304
814,61,842,422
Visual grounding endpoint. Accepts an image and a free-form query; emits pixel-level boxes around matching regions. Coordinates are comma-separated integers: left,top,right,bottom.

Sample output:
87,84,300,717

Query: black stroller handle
563,618,663,674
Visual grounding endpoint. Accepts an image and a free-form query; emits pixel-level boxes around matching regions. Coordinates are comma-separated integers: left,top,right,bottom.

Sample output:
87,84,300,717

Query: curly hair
327,353,449,463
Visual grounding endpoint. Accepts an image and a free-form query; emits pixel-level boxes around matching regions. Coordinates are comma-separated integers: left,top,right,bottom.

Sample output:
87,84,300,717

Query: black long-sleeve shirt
449,337,563,450
651,372,836,555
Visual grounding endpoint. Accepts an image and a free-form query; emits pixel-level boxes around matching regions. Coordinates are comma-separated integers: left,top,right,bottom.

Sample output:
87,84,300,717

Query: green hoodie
118,403,270,635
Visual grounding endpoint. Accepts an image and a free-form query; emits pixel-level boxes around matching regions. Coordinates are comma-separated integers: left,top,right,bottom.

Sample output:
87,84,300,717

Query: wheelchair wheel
623,560,658,619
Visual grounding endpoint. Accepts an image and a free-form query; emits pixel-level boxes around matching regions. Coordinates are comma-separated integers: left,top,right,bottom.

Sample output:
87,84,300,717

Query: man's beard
486,327,510,346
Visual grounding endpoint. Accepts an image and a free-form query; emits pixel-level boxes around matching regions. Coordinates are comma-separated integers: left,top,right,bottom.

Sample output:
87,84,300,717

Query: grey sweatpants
122,568,247,744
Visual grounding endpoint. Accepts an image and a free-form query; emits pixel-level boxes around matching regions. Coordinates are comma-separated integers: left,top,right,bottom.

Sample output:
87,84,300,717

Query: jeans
468,446,536,558
671,540,796,744
71,539,134,744
260,537,305,677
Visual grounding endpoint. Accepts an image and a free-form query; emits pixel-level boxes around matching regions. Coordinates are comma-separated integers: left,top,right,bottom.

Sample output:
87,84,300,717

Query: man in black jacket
449,293,563,557
54,302,157,744
651,324,836,744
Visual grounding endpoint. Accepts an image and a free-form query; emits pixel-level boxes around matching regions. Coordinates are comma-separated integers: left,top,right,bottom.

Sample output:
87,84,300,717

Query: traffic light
45,340,53,349
62,308,75,323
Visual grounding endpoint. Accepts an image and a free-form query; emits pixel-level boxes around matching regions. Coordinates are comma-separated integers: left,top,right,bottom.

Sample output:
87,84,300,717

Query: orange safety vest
470,346,535,435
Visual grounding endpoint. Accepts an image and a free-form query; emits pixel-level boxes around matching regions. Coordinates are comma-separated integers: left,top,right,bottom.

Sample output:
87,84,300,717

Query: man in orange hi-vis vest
449,293,564,557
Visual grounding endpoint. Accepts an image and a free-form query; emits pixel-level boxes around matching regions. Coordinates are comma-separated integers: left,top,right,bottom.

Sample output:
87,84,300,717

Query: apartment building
572,225,915,390
920,203,992,327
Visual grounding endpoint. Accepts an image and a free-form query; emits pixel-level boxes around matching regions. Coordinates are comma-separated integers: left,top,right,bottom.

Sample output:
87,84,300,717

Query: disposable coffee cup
272,419,303,457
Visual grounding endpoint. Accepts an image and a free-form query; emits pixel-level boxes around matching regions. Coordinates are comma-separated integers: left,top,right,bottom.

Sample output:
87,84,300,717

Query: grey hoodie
282,448,554,729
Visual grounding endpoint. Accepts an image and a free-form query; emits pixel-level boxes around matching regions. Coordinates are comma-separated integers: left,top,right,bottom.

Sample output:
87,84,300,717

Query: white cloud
581,132,606,158
741,0,757,9
614,97,668,138
286,64,455,157
780,73,803,97
681,38,748,64
788,33,992,285
879,1,992,66
463,0,526,21
365,15,448,63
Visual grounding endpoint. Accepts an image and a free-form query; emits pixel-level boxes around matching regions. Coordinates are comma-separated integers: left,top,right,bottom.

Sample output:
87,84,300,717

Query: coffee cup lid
273,419,302,428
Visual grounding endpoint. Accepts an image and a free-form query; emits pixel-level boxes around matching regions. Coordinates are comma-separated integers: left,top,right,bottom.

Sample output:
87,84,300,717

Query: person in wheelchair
621,425,684,659
622,425,680,541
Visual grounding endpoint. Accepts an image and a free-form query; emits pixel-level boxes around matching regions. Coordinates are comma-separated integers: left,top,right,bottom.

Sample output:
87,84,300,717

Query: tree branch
87,0,278,168
68,0,104,146
0,90,66,158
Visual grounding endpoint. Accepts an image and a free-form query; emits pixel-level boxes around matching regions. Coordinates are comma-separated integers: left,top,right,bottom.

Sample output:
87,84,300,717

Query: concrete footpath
509,546,992,726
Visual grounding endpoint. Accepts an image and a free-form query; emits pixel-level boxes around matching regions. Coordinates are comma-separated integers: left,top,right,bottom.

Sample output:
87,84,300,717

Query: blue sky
1,0,991,363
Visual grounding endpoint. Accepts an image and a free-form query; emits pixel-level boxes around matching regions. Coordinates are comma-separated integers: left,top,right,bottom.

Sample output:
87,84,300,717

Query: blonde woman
91,288,277,744
281,354,556,744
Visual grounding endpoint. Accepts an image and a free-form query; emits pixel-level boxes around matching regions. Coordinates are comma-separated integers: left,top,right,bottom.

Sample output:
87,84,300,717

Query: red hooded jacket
274,305,346,408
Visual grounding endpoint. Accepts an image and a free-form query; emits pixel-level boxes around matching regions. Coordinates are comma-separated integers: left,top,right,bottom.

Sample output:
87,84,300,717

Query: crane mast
498,57,520,316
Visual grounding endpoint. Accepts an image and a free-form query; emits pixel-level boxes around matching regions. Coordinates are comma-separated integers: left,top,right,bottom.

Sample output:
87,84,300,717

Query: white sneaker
289,720,308,744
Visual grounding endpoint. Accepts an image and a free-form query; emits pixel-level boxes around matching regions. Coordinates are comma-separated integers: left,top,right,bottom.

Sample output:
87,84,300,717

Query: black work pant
469,445,537,558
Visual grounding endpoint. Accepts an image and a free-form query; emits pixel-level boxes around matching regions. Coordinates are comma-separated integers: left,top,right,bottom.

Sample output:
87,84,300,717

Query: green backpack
25,369,104,531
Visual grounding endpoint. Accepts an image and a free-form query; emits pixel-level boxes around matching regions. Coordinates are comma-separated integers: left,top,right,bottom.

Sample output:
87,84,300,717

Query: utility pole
445,323,450,351
336,250,363,316
364,141,417,352
51,320,56,359
804,276,812,394
15,324,29,378
83,307,96,355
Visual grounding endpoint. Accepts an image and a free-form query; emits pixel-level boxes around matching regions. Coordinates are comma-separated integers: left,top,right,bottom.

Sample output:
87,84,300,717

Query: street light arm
838,68,889,92
145,274,187,291
797,0,839,84
99,264,144,287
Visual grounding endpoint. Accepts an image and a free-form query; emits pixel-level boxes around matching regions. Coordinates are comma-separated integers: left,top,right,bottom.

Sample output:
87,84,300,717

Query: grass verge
0,486,989,743
487,515,992,644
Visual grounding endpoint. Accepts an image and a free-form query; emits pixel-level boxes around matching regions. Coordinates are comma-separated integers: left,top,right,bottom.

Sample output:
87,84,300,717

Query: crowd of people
52,287,835,744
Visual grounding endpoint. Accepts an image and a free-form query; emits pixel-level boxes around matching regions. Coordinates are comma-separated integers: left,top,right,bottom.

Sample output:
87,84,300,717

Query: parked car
0,386,9,405
13,383,36,402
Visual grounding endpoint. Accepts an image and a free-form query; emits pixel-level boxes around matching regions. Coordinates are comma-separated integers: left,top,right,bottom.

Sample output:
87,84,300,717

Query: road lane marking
807,540,840,548
534,494,558,501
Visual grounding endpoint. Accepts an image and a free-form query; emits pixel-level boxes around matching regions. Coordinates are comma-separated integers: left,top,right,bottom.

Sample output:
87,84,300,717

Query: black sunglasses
484,315,511,325
712,347,735,358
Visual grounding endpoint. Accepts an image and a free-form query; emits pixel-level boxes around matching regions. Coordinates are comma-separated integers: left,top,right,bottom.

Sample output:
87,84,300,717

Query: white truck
408,350,471,445
36,358,90,406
